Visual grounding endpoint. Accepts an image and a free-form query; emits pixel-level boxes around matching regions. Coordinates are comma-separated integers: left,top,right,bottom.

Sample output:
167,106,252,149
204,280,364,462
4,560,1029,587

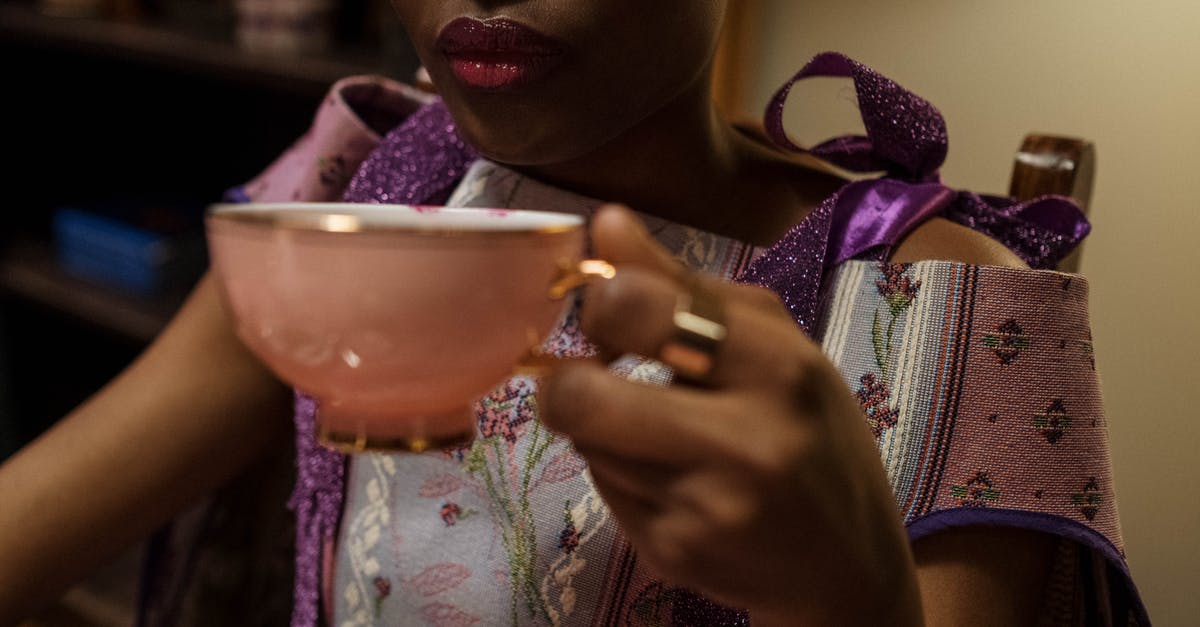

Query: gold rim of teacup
207,204,583,237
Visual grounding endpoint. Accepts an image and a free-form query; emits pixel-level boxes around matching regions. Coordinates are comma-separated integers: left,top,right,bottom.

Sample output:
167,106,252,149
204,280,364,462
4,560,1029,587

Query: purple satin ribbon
760,52,1089,271
823,180,1090,269
827,179,957,264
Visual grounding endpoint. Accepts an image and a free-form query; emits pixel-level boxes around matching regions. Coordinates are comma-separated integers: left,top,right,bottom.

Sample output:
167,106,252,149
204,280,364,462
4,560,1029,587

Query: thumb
590,204,685,280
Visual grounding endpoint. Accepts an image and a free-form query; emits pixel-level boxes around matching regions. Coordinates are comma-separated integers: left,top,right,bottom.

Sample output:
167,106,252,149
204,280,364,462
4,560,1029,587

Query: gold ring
659,283,727,383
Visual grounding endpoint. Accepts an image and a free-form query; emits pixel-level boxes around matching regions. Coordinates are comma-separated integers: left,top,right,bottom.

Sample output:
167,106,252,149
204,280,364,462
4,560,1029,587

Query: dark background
0,0,419,458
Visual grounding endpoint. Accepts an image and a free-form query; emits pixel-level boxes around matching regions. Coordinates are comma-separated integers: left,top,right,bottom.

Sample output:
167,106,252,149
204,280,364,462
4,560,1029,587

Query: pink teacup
205,203,612,453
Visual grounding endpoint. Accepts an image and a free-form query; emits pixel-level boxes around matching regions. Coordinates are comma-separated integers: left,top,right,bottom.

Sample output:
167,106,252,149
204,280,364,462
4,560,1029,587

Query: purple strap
287,394,343,627
288,101,477,627
944,191,1092,266
343,100,478,206
758,51,1090,274
826,179,957,263
765,52,948,181
737,194,835,333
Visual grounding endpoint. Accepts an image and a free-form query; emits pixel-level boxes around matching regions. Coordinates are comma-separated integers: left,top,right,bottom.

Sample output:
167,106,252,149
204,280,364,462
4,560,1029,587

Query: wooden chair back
1008,134,1096,272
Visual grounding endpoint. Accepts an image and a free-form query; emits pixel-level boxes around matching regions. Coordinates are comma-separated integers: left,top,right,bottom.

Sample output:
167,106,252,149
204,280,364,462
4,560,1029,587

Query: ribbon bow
741,53,1091,332
761,52,1089,270
766,51,948,182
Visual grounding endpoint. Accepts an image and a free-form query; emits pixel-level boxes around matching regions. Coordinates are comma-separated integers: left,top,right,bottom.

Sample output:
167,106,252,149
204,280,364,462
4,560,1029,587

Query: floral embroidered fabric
820,261,1145,624
332,161,758,626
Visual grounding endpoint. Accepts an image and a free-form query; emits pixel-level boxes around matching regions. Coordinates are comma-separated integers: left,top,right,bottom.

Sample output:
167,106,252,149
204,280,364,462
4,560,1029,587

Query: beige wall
738,1,1200,623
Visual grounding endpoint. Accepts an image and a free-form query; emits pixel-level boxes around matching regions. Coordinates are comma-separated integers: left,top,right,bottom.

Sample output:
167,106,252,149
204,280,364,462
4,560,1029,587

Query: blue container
53,208,199,296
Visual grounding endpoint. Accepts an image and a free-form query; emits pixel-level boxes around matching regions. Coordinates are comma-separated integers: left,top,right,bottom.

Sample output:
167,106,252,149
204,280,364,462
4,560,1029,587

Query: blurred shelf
0,2,394,96
0,240,188,344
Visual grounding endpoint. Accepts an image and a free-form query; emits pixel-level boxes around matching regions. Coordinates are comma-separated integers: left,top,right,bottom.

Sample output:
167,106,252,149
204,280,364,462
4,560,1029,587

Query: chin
440,79,648,170
455,117,597,168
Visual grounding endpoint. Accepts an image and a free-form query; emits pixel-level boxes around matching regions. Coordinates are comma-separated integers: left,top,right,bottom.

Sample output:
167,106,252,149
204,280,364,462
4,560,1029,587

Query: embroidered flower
371,576,392,618
875,263,922,315
983,319,1030,365
420,602,481,627
558,505,580,554
374,576,392,599
539,449,588,485
951,471,1002,506
478,378,537,443
541,307,596,359
1072,477,1104,521
871,264,921,379
317,154,349,188
409,564,472,597
419,473,464,498
1033,399,1072,444
463,416,557,621
855,373,899,438
440,502,462,526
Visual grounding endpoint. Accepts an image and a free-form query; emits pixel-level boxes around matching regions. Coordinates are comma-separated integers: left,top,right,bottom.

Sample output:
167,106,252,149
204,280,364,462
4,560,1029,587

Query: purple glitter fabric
737,193,835,333
765,52,947,181
288,101,477,627
944,191,1091,268
343,99,478,206
288,393,341,627
670,590,751,626
760,50,1088,271
288,54,1091,626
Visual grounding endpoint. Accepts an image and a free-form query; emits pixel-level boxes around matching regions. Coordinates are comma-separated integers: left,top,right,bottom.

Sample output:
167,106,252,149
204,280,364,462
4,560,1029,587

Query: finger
586,204,685,364
586,469,660,557
623,494,758,602
578,447,682,505
538,359,739,464
583,450,761,551
577,463,722,591
582,267,821,390
590,204,687,279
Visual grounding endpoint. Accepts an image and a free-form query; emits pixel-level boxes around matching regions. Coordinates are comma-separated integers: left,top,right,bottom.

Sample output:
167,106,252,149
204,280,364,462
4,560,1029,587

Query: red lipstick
437,17,566,90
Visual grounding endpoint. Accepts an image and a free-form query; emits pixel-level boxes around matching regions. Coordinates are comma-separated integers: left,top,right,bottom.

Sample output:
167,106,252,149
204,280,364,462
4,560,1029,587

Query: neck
512,74,778,243
510,73,842,245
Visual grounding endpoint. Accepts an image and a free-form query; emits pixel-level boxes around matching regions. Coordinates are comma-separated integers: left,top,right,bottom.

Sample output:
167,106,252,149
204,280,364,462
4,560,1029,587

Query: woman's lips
437,17,566,90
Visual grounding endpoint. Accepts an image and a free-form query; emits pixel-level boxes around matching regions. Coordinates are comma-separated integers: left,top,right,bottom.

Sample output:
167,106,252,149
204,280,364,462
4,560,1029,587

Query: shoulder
888,217,1028,269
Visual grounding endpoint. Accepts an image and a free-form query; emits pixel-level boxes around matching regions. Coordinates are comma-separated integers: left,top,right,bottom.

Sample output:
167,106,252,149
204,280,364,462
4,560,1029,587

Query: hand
538,205,924,625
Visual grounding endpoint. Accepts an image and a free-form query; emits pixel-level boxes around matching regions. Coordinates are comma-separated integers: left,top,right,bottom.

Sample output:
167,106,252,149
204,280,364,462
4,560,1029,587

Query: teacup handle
515,259,616,376
548,258,616,300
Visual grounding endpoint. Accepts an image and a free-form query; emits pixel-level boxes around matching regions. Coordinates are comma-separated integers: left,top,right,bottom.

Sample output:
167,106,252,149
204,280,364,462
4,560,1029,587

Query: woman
0,1,1145,625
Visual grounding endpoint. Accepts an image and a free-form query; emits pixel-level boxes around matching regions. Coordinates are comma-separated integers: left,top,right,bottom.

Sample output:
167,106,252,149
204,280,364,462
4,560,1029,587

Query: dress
142,53,1148,626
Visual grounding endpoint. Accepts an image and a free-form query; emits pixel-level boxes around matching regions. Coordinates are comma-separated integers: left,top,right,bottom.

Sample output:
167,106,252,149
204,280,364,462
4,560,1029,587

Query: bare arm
891,218,1058,625
0,272,292,623
913,526,1057,626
